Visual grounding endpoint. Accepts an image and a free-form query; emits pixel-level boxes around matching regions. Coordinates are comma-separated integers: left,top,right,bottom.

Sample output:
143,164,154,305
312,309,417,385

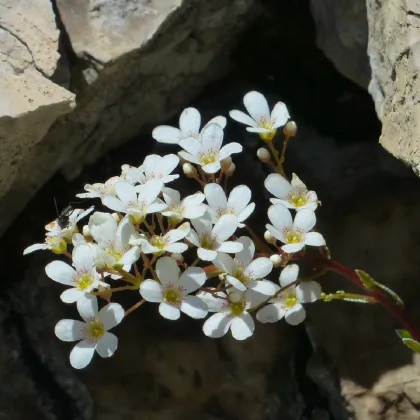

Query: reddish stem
320,258,420,342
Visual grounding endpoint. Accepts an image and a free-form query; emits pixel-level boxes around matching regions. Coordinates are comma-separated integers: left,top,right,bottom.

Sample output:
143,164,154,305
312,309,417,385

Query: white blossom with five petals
204,183,255,227
256,264,321,325
266,205,325,253
178,123,242,174
265,173,318,211
229,91,290,142
161,188,207,222
55,294,124,369
140,256,208,320
152,107,226,144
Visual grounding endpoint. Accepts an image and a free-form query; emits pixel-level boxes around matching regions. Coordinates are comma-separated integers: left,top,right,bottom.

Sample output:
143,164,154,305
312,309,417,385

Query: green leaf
355,269,375,289
396,330,420,352
396,329,412,339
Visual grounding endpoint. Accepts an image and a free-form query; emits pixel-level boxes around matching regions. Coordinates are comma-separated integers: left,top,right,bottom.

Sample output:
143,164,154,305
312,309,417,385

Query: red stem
323,258,420,342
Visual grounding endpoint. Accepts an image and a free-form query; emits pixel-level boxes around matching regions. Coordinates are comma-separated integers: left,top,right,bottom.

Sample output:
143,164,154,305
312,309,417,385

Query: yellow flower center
284,294,298,308
129,213,146,225
290,194,307,207
258,120,277,142
200,152,217,166
150,236,166,249
285,231,303,244
86,320,105,341
230,301,246,317
233,267,250,286
201,235,215,250
106,248,123,262
164,287,182,304
76,273,94,290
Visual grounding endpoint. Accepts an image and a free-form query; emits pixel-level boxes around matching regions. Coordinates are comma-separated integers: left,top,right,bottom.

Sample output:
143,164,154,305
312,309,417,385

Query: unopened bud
221,157,232,171
171,253,184,262
183,163,198,178
225,163,236,177
82,225,91,237
270,254,282,267
283,121,297,137
264,230,276,244
257,147,271,163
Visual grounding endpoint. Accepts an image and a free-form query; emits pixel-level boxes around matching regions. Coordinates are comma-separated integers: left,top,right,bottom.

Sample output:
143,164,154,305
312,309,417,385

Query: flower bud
171,253,184,262
270,254,282,267
257,147,271,163
264,230,276,244
183,163,198,178
82,225,90,237
283,121,297,137
225,163,236,177
221,157,232,171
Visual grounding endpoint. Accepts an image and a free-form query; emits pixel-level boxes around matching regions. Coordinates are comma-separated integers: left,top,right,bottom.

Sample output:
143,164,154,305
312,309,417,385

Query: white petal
296,281,322,303
196,290,228,312
119,246,141,265
206,115,227,129
45,261,75,286
202,161,221,174
213,252,235,275
243,91,270,124
138,179,164,205
61,288,85,303
140,279,164,302
116,216,135,249
285,304,306,325
235,236,255,267
265,224,284,243
165,243,188,253
198,247,217,261
152,125,182,144
229,109,258,127
186,229,200,247
98,303,125,330
293,209,316,233
264,173,292,199
304,232,326,247
246,127,271,133
279,264,299,287
102,196,127,213
219,143,242,161
88,212,117,246
69,340,96,369
180,295,208,319
217,242,243,254
246,258,273,280
225,275,247,292
180,107,201,136
55,319,86,342
270,101,290,128
164,225,189,244
267,204,293,231
212,215,238,243
177,267,206,293
178,138,202,160
178,150,200,165
227,185,251,214
115,182,137,204
23,243,48,254
159,302,181,320
160,154,180,177
269,198,296,209
191,213,212,237
237,203,255,223
231,312,254,340
200,123,224,152
281,243,305,253
162,187,180,206
96,332,118,358
245,289,269,308
203,312,232,338
204,183,227,213
256,303,286,323
77,294,98,321
73,244,94,272
250,279,278,296
156,256,180,287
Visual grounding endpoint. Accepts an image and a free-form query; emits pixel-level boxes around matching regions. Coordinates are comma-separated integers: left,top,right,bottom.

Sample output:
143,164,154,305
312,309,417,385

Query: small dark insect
57,205,76,229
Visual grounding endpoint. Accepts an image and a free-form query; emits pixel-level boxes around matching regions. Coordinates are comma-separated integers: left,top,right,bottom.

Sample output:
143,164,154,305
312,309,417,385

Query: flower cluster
24,91,327,369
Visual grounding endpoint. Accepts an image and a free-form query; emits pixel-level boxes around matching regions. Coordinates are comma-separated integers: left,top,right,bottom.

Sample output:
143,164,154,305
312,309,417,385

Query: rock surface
0,0,260,237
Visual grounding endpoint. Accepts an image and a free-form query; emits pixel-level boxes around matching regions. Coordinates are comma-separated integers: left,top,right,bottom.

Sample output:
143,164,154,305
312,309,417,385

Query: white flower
266,205,325,253
152,107,227,144
229,91,290,142
121,154,180,185
178,123,242,174
88,213,139,271
265,173,318,211
140,256,208,320
204,183,255,227
102,179,166,224
213,236,276,295
45,207,95,241
140,222,190,255
45,244,105,303
256,264,321,325
55,294,124,369
187,213,243,261
198,288,267,340
76,176,124,199
161,188,206,222
23,236,67,255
